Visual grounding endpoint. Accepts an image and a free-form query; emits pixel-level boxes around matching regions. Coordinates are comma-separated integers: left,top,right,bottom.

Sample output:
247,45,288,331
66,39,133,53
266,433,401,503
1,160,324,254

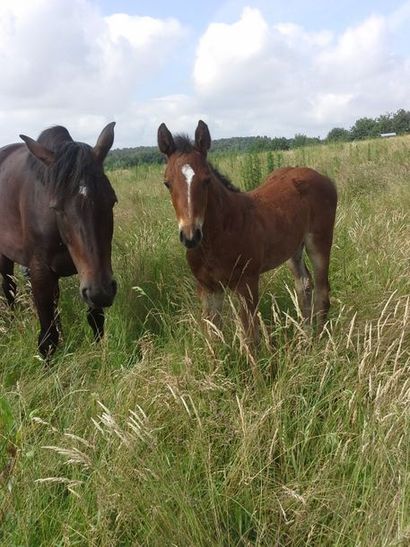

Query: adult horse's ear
20,135,55,166
158,123,176,157
94,122,116,162
194,120,211,156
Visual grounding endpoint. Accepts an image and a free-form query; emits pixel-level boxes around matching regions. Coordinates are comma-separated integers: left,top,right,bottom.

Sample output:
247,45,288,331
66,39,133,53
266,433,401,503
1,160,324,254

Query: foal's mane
28,126,100,197
174,134,241,193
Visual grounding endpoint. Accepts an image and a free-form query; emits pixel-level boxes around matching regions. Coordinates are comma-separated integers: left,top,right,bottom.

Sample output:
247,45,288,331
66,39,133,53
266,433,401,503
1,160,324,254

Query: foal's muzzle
81,279,117,308
179,227,203,249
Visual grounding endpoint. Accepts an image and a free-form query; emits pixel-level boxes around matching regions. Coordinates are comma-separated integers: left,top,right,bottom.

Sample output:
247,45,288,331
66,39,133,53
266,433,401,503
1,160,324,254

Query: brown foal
158,120,337,339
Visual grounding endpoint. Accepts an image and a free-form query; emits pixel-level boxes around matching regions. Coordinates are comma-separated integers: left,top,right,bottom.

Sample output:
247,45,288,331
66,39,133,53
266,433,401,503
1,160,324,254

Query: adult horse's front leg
87,307,105,341
0,255,17,307
30,265,60,357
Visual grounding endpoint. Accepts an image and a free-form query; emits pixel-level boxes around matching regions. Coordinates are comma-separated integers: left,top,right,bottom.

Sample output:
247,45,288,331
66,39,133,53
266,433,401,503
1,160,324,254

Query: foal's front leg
236,278,259,343
197,285,224,331
30,264,60,357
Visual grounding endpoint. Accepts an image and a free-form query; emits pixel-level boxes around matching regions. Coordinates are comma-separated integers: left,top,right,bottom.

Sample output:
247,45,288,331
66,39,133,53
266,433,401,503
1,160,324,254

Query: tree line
105,109,410,169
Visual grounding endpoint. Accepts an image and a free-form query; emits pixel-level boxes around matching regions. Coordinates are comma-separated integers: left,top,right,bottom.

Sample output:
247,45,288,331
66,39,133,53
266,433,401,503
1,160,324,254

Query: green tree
392,109,410,134
291,133,308,148
326,127,351,142
376,113,394,134
350,117,378,140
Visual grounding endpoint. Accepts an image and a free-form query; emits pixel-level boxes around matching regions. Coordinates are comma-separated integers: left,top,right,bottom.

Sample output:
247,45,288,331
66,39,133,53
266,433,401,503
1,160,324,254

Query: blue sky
0,0,409,147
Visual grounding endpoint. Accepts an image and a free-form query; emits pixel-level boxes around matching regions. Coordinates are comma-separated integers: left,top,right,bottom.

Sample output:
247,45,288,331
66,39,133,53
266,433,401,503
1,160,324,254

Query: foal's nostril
179,230,184,243
194,228,202,243
81,287,89,301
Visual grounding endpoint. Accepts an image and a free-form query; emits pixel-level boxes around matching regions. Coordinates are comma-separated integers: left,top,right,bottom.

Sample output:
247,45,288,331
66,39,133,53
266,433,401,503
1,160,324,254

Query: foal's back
245,167,337,272
253,166,336,207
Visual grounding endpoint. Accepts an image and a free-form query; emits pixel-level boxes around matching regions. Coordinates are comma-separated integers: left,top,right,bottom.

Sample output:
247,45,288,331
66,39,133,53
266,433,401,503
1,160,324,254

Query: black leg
87,307,105,341
30,264,60,358
0,255,16,307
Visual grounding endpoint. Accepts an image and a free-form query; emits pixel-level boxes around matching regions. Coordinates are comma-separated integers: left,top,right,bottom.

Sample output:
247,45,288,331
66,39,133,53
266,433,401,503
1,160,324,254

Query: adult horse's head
20,123,117,308
158,120,212,249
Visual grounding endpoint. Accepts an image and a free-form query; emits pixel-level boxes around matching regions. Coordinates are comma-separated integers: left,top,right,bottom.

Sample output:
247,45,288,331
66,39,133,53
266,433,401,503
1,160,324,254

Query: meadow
0,136,409,545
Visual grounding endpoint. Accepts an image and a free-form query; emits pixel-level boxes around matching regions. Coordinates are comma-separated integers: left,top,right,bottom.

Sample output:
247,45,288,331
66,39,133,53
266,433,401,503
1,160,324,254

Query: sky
0,0,409,148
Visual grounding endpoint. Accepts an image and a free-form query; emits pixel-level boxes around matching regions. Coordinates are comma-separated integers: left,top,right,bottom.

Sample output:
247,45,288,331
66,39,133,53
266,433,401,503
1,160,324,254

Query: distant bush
105,109,410,169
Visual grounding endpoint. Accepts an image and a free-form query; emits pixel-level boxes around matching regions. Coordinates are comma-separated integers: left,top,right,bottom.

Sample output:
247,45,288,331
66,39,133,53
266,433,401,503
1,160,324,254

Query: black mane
173,134,241,193
27,126,100,198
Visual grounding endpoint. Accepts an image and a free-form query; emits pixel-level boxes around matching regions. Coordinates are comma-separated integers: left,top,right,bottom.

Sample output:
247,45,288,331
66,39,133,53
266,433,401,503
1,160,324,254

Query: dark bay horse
158,120,337,338
0,123,117,356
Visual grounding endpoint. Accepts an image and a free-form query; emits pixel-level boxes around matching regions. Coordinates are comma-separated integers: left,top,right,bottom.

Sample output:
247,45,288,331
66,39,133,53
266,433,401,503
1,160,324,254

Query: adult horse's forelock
21,124,116,200
46,142,97,199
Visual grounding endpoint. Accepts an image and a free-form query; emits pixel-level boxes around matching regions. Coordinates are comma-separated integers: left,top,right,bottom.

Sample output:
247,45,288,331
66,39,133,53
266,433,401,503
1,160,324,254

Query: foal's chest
187,244,259,290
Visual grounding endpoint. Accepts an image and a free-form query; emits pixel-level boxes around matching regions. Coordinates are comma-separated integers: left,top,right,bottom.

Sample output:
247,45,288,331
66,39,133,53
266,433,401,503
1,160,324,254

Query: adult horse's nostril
179,230,184,243
81,286,89,301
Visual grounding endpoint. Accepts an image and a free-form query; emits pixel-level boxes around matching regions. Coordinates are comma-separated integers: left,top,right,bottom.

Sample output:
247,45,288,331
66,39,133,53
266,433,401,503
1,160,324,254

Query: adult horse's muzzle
80,279,117,308
179,226,203,249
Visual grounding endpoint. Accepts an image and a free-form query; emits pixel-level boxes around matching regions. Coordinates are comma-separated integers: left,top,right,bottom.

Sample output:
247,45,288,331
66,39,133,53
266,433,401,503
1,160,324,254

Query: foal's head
158,120,212,249
20,123,117,308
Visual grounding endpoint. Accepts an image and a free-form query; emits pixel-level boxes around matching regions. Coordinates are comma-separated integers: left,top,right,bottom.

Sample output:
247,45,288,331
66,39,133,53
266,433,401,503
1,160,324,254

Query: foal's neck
202,169,241,240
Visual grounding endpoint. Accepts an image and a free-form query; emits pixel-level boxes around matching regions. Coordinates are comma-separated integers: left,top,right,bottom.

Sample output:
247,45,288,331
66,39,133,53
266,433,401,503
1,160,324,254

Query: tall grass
0,136,409,545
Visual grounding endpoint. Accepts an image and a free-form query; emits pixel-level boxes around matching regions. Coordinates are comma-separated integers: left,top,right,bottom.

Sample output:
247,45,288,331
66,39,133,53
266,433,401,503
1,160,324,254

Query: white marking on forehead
181,163,195,217
79,185,88,197
182,163,195,184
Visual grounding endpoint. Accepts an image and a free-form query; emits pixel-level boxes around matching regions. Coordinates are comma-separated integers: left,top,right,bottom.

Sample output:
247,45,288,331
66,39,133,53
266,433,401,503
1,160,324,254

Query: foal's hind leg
0,255,17,306
305,233,333,331
287,245,313,321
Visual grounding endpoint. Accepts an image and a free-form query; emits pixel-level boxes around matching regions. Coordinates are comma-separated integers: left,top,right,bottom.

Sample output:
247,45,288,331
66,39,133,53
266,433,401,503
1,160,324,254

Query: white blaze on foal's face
181,163,195,217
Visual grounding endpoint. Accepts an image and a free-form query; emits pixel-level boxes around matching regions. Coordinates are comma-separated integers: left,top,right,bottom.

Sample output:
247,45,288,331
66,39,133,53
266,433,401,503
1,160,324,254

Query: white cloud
0,1,410,147
194,7,269,94
191,6,410,138
0,0,186,146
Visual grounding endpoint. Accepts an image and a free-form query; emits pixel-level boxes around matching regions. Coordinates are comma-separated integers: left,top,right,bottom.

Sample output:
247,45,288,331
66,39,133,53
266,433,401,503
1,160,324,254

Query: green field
0,136,409,545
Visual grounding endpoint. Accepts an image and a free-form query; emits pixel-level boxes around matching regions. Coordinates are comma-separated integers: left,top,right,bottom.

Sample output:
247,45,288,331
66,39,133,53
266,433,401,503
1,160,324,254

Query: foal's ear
20,135,55,166
94,122,116,162
157,123,176,157
194,120,211,156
